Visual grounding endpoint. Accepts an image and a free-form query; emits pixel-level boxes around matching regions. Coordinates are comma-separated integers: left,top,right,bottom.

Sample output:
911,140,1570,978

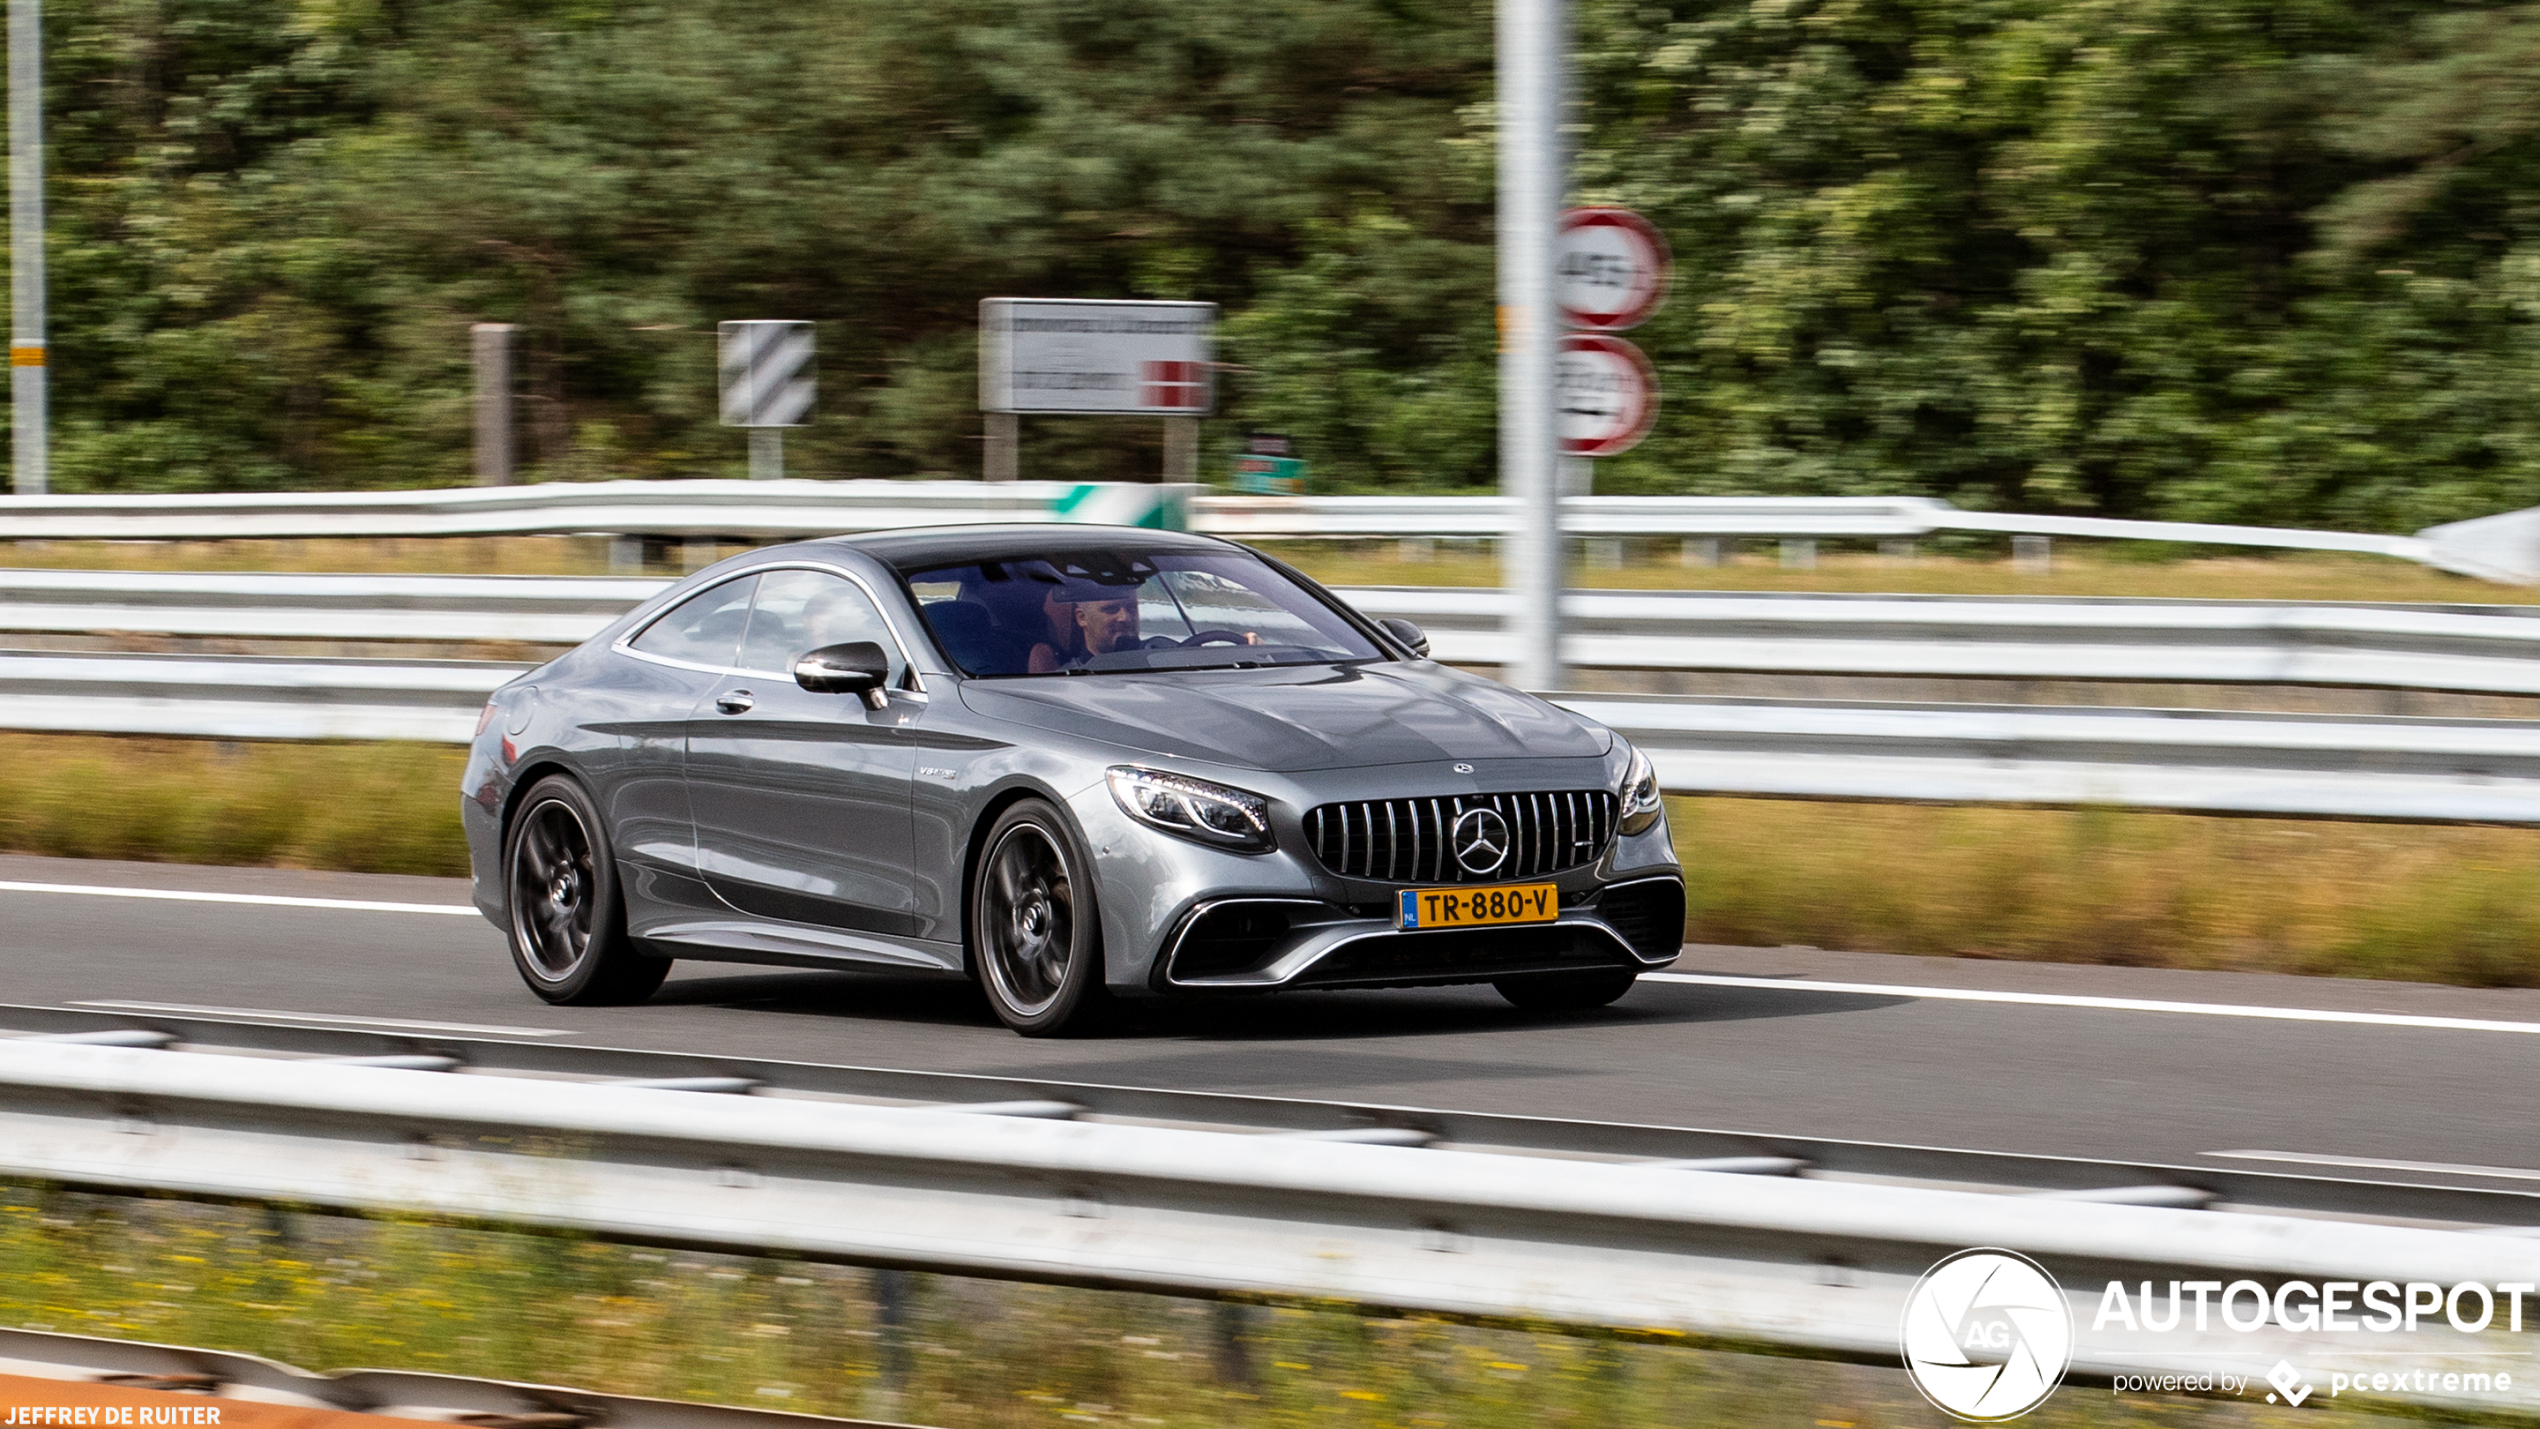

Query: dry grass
0,735,466,876
1674,796,2540,986
1268,542,2540,604
0,1189,2395,1429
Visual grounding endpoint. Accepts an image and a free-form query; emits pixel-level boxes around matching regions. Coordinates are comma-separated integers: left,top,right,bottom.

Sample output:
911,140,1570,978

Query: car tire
504,774,669,1006
970,798,1113,1037
1493,968,1638,1012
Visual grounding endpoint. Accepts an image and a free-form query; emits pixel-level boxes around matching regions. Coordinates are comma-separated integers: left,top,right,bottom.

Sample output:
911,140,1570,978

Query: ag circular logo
1900,1249,2073,1422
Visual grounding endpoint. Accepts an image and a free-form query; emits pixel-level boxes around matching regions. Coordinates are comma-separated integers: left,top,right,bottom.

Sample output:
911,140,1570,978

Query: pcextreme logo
1900,1249,2076,1421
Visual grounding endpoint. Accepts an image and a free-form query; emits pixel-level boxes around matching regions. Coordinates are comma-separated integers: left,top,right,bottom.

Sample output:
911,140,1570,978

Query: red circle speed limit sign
1557,208,1671,331
1557,333,1657,458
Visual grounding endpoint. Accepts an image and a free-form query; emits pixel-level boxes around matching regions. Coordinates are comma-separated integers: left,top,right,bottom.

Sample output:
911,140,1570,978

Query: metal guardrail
0,479,2525,579
1570,693,2540,823
0,1328,913,1429
1348,587,2540,696
0,572,2536,820
0,650,517,741
0,480,1191,542
0,1034,2532,1412
13,650,2540,825
15,571,2540,696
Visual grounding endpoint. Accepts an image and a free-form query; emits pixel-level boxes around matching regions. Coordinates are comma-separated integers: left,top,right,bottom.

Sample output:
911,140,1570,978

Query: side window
738,569,907,682
629,575,757,668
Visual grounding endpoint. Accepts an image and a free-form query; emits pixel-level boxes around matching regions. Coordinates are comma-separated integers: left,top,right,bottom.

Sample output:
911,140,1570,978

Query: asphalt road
3,852,2535,1186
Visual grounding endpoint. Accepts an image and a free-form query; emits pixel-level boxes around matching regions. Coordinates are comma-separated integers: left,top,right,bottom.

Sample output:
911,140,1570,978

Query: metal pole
9,0,44,495
1161,415,1198,484
983,411,1017,481
1499,0,1563,689
470,323,513,486
749,426,781,481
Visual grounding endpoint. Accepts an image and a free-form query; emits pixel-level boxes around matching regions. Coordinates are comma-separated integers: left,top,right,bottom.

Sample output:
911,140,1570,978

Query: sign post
979,298,1216,484
718,321,815,481
9,0,44,495
1498,0,1565,692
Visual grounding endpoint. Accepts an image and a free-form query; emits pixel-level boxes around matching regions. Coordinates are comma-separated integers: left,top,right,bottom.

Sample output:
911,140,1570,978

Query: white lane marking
68,1000,570,1038
1643,972,2540,1036
0,879,479,916
2208,1149,2540,1182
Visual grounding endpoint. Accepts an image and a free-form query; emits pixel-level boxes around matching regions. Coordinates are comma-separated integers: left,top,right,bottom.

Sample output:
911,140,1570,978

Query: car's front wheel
1494,968,1638,1012
504,775,668,1005
971,799,1112,1036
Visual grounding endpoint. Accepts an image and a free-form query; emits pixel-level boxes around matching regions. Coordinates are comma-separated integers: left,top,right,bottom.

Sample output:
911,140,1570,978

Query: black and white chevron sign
717,321,815,428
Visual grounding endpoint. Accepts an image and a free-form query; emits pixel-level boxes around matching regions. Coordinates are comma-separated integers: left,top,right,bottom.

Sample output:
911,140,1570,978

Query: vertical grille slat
1303,790,1616,883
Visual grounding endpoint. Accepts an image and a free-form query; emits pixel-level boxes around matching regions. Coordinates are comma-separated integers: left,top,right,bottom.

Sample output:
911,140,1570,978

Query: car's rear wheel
505,775,668,1005
1494,968,1637,1012
972,799,1112,1036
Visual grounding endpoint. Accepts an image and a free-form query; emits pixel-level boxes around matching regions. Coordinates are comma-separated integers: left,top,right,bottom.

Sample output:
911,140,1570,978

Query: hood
957,663,1609,772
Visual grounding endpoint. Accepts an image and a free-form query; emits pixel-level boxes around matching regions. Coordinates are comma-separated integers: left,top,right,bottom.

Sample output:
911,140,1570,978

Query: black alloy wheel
504,775,668,1005
971,799,1112,1036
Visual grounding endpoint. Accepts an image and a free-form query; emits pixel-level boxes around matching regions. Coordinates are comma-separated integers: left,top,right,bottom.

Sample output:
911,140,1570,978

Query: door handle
714,689,755,715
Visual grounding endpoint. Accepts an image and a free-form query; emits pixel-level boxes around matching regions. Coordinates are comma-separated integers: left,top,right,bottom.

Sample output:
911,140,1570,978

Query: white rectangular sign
979,298,1216,416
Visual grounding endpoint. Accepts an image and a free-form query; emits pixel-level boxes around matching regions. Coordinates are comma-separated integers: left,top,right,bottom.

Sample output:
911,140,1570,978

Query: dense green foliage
16,0,2540,527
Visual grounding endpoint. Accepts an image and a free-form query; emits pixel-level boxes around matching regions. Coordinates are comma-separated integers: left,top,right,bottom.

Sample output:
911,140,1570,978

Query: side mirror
1378,617,1430,659
794,641,892,710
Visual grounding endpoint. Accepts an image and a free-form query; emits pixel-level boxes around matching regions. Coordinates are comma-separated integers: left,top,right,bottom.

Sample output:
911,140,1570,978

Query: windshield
900,547,1385,677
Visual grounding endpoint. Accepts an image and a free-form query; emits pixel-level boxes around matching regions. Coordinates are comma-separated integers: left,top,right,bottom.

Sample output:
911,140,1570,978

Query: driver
1029,590,1149,672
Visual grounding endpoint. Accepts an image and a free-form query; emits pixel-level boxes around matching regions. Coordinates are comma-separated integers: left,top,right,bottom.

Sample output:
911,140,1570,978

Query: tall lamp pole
1498,0,1563,690
8,0,43,495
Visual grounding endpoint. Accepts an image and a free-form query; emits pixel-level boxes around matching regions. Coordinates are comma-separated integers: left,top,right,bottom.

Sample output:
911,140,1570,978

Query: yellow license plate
1396,881,1559,930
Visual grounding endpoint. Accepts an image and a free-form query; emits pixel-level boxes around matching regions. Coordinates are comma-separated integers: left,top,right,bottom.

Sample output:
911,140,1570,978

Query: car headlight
1106,766,1275,853
1617,745,1662,837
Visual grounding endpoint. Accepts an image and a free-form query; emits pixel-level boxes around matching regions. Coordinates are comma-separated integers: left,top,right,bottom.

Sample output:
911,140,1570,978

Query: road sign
1556,208,1670,332
1232,455,1307,495
979,299,1216,416
1556,333,1657,458
718,321,815,428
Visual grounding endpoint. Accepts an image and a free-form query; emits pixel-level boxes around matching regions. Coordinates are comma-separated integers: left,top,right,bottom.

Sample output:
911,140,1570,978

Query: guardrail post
1780,538,1816,570
1588,537,1624,570
873,1268,914,1408
608,535,642,575
1681,536,1720,568
1399,537,1433,563
2014,533,2052,575
1881,538,1916,565
1211,1300,1255,1386
471,324,514,487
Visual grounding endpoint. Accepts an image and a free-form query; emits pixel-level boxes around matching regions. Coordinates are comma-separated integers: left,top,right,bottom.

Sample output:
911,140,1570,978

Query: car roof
826,523,1241,572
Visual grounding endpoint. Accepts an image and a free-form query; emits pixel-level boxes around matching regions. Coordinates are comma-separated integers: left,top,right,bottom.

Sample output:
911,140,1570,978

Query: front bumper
1151,874,1685,992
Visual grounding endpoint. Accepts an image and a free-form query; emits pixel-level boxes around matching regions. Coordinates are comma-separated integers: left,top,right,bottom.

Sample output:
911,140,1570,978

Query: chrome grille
1303,791,1616,883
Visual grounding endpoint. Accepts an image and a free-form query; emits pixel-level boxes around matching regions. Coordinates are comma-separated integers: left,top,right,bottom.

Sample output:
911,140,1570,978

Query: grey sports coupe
461,525,1685,1035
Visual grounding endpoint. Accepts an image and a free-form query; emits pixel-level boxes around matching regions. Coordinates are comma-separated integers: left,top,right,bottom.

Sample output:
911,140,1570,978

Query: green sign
1231,454,1308,495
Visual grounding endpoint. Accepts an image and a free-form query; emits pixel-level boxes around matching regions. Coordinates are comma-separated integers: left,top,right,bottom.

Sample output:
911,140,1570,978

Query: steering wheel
1179,629,1254,648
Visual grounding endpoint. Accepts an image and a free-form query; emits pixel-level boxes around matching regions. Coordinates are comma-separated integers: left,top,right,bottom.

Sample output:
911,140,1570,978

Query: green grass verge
0,1188,2433,1429
1674,796,2540,986
0,735,466,876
